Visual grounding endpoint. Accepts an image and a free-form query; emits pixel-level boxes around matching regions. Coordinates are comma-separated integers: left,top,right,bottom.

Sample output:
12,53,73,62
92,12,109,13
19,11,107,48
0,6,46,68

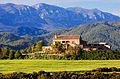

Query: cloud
113,10,120,16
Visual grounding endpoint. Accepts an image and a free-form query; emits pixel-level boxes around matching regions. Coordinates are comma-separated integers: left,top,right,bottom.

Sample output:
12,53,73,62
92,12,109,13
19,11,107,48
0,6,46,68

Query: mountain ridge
0,3,120,50
0,3,120,36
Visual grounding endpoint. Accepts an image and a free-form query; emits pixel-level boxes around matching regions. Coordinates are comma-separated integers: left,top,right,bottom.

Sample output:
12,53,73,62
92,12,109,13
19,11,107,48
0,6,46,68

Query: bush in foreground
1,67,120,79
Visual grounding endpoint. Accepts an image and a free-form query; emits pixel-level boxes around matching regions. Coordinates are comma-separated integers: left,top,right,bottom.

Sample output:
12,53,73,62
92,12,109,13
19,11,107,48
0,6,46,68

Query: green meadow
0,60,120,73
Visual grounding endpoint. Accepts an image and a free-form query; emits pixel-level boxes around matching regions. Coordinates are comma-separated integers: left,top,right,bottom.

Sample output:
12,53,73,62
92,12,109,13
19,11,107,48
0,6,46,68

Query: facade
52,35,111,51
42,46,52,52
53,35,87,47
82,43,111,51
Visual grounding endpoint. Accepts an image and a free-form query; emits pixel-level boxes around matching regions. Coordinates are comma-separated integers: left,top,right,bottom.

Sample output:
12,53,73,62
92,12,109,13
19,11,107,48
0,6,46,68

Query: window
72,41,75,44
66,41,70,43
62,41,65,43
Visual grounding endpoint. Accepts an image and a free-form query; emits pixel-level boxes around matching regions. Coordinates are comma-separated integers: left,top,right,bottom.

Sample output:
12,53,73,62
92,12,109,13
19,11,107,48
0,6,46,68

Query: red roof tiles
54,35,80,40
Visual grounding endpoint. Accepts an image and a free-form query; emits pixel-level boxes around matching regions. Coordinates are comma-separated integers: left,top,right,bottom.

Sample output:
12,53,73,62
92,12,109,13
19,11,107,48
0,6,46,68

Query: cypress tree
9,50,15,59
15,51,22,59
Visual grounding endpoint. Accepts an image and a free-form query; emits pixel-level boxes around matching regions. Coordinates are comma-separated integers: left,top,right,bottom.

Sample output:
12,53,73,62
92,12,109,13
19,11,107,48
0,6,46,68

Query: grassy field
0,60,120,73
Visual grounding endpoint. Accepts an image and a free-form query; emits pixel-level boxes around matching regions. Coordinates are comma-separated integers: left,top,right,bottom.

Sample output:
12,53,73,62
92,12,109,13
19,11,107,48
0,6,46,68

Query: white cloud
113,10,120,16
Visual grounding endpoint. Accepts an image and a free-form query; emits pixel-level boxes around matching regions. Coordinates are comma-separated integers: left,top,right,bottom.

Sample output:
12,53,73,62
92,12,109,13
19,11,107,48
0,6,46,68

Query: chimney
54,34,57,39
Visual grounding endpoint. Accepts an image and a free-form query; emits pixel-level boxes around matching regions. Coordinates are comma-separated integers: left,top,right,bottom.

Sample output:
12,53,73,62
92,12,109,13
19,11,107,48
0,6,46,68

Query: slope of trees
0,21,120,50
64,21,120,50
42,21,120,50
0,32,45,50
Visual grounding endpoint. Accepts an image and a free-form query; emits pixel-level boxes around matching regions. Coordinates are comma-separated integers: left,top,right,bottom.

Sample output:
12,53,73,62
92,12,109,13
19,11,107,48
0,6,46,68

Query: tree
9,50,15,59
20,50,25,54
0,48,2,58
15,51,22,59
2,48,10,59
66,45,82,55
51,42,65,53
35,41,43,51
26,47,32,53
32,44,36,53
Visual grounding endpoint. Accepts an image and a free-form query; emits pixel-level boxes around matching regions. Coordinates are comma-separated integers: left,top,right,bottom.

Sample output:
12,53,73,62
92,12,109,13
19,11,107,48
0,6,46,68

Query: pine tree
15,51,22,59
32,44,36,53
2,48,10,59
26,47,32,53
0,48,2,58
35,41,43,51
9,50,15,59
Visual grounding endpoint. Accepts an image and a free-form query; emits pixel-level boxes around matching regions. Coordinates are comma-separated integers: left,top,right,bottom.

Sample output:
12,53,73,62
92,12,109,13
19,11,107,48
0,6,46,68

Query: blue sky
0,0,120,16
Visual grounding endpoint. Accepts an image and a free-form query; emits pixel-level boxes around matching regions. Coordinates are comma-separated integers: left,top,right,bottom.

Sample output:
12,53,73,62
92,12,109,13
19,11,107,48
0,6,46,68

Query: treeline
46,42,120,60
1,67,120,79
31,41,120,60
0,40,43,59
1,47,120,60
61,50,120,60
30,49,120,60
0,47,23,59
0,41,120,60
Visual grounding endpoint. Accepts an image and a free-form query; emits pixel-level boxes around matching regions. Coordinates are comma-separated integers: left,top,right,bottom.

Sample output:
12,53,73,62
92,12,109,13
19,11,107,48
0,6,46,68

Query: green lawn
0,60,120,73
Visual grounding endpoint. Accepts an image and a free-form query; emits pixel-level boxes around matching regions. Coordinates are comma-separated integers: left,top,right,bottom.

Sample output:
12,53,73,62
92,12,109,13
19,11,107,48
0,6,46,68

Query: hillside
0,21,120,50
0,3,120,36
0,3,120,50
42,21,120,50
64,21,120,50
0,32,44,50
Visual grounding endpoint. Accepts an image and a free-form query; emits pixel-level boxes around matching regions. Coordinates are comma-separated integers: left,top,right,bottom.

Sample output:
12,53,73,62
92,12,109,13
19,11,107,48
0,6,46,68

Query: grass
0,60,120,73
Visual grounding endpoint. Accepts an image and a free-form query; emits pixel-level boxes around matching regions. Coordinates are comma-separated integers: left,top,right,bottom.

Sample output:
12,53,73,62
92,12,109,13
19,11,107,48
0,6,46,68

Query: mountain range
0,3,120,50
0,3,120,36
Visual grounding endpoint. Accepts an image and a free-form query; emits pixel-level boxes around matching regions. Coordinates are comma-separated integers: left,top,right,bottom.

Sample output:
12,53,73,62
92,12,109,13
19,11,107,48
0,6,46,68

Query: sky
0,0,120,16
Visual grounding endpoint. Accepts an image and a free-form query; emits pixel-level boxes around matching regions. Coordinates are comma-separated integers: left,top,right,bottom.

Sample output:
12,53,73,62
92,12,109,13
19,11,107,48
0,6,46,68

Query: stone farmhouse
52,35,111,51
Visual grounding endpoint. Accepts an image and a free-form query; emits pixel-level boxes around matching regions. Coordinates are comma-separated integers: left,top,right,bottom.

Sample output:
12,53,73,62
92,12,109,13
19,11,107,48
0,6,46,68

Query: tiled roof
54,35,80,40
